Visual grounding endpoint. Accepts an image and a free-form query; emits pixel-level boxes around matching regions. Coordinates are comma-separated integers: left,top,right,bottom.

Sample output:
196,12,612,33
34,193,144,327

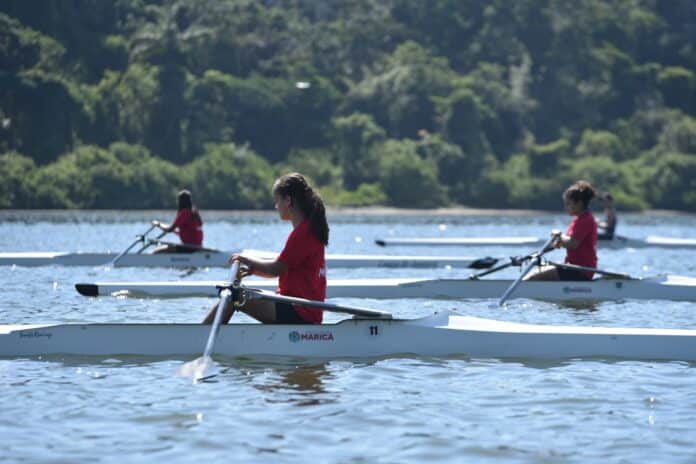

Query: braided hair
563,180,596,209
273,173,329,246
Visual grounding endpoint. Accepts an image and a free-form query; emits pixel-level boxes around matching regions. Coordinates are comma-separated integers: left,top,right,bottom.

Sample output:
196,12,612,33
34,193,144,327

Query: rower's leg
237,300,277,323
202,301,236,324
525,265,560,281
152,244,175,254
202,299,277,324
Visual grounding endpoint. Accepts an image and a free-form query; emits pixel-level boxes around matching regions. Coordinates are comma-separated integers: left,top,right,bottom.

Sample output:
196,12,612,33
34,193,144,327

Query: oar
468,256,499,269
142,237,218,253
109,224,156,268
177,261,241,382
468,256,524,280
134,229,168,254
469,249,548,280
498,233,559,306
544,261,633,280
242,288,393,319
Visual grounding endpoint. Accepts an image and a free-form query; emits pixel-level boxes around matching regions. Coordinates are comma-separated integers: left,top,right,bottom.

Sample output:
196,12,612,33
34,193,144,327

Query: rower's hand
550,230,563,248
238,264,252,278
226,255,249,279
228,254,252,274
151,220,161,227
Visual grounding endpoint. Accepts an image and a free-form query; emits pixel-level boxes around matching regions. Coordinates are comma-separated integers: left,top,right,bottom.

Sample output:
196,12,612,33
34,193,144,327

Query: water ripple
2,212,696,463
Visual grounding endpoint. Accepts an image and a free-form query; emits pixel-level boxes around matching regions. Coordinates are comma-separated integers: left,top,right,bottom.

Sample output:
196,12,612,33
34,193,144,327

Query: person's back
152,189,204,253
173,206,203,247
598,193,617,240
277,218,326,323
203,172,329,325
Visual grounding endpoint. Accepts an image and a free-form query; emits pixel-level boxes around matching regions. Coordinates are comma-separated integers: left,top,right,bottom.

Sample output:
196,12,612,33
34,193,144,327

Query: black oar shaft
469,260,516,279
546,260,632,279
144,237,218,253
135,229,167,254
244,288,392,319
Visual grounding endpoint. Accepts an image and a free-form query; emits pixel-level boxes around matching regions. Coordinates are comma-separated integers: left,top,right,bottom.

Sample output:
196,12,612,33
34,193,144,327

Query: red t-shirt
277,220,326,324
173,208,203,246
565,210,597,278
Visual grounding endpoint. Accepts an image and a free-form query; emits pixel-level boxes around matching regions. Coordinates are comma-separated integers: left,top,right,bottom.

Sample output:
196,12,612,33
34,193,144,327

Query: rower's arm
153,220,176,233
558,234,580,250
235,255,288,278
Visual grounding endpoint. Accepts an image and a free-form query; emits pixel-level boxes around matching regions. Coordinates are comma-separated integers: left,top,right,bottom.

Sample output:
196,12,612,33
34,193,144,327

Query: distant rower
527,180,598,281
152,189,204,253
597,192,617,240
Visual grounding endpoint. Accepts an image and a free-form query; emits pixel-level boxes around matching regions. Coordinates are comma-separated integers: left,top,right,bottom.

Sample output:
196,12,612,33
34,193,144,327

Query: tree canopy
1,0,694,211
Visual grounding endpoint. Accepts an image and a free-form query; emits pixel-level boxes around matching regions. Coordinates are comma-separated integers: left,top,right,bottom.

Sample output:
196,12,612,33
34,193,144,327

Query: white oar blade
177,355,218,382
178,262,241,383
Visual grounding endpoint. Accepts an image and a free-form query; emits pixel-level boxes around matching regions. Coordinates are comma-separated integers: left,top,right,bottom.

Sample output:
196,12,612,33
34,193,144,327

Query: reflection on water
553,300,601,312
279,364,328,393
229,360,334,406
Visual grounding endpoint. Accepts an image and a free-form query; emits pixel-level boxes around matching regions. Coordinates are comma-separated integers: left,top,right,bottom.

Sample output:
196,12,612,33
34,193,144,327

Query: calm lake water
1,209,696,463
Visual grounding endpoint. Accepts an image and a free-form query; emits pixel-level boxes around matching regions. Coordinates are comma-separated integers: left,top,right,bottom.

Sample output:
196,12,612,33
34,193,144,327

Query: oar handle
135,229,168,254
498,232,558,306
110,224,157,267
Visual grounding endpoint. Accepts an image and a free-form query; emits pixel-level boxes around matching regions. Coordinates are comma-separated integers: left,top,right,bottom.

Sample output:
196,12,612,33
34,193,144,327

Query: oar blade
469,256,498,269
178,261,241,383
176,355,219,382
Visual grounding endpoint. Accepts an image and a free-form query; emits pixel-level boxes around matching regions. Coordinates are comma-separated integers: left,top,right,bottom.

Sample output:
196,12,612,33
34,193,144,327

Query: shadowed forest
1,0,695,210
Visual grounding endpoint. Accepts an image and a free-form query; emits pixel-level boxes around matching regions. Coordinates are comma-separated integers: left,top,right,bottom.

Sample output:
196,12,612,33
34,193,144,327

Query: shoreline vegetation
0,207,693,220
1,1,695,212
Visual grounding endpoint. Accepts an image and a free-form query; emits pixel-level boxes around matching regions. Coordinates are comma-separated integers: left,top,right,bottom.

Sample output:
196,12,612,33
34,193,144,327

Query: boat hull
375,235,696,249
2,312,695,361
0,251,486,269
75,275,696,302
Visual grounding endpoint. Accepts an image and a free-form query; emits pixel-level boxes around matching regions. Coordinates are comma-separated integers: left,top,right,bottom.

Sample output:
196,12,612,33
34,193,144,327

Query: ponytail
563,180,596,209
273,173,329,246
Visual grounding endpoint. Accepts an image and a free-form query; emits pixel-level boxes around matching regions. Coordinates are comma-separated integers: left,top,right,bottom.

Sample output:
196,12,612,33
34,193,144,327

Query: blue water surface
1,209,695,463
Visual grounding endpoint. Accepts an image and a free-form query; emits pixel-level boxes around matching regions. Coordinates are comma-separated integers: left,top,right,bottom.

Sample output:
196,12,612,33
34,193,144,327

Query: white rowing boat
2,310,695,361
375,235,696,249
75,274,696,302
0,250,493,269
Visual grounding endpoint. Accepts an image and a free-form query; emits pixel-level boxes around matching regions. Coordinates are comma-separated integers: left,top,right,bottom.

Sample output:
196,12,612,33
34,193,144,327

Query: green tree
559,155,647,210
343,41,455,139
0,151,35,207
374,139,446,207
575,129,626,160
187,143,275,209
440,88,491,159
332,112,386,189
656,115,696,155
644,152,696,210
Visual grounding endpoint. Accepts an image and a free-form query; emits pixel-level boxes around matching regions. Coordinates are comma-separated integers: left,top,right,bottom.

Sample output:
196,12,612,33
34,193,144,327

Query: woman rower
203,172,329,325
597,192,617,240
527,180,598,281
152,189,204,253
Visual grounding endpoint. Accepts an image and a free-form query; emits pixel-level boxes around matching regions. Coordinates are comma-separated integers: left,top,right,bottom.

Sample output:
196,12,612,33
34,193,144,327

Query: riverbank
1,207,693,221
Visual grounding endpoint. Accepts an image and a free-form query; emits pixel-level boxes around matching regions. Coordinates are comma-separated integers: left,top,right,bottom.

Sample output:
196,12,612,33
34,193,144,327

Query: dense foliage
1,0,695,210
